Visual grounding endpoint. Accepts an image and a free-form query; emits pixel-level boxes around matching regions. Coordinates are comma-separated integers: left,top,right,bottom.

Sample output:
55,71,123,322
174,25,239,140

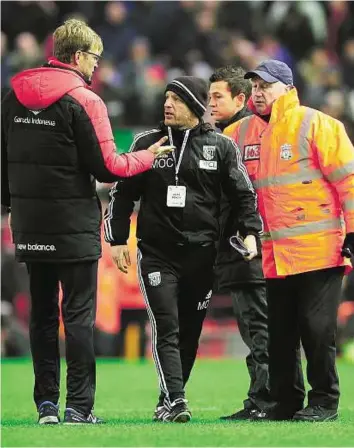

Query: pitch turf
1,358,354,447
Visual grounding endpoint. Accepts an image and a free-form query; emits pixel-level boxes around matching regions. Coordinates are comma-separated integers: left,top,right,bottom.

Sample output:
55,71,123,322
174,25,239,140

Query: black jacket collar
159,121,213,137
215,106,252,132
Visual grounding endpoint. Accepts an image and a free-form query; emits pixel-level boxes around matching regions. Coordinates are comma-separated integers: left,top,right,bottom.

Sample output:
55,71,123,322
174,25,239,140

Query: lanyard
168,127,190,185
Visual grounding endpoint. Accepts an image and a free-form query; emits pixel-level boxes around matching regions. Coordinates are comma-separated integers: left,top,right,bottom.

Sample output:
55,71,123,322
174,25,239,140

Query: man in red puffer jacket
1,18,171,425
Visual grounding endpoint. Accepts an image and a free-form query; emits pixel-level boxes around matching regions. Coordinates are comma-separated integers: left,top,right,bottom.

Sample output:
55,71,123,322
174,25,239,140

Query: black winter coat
104,123,262,249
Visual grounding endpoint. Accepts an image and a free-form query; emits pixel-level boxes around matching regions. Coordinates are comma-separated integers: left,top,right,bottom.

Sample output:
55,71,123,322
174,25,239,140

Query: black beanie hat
165,76,208,119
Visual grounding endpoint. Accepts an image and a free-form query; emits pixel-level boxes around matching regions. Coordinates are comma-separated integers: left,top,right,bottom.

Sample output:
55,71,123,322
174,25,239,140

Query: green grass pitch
1,358,354,446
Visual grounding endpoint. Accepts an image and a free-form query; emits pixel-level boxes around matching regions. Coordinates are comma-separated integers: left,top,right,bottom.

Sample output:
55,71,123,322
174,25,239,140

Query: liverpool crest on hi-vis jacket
280,144,292,160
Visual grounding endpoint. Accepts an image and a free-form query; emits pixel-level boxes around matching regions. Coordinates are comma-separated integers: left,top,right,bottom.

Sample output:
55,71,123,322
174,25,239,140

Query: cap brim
244,70,279,83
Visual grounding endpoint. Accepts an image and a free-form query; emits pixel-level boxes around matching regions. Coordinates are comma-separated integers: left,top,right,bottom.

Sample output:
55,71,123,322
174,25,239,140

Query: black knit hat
165,76,208,118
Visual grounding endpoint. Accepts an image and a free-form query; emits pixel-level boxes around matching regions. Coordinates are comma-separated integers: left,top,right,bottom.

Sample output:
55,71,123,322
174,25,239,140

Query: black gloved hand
341,232,354,258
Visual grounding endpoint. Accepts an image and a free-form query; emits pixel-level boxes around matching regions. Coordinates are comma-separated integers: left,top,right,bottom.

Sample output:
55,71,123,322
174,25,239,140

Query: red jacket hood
11,59,87,110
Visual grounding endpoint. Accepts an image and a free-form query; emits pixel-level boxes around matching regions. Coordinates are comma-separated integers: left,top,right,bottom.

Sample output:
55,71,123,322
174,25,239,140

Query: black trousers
266,266,344,413
137,241,216,405
26,261,98,415
231,283,272,410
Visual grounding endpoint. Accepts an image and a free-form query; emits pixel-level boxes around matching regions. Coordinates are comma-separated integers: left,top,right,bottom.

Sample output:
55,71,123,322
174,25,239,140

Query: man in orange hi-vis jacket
230,59,354,422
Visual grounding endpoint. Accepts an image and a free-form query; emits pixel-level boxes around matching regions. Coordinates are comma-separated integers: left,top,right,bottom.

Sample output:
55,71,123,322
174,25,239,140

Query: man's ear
73,51,80,65
233,92,246,108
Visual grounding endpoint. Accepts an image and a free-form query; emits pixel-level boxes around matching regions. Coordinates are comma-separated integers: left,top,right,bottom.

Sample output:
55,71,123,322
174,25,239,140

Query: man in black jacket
1,19,170,425
104,76,263,422
209,66,272,419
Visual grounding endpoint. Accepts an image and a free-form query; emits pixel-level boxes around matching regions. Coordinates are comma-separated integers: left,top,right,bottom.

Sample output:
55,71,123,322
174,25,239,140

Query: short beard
171,118,200,131
169,123,184,130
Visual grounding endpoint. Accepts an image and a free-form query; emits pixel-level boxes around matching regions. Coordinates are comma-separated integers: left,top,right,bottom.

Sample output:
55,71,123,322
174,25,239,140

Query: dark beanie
165,76,208,118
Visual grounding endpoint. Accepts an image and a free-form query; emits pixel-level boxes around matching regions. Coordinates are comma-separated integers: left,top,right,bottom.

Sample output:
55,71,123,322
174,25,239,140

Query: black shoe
153,404,170,422
251,406,300,421
163,398,191,423
293,406,338,422
63,408,104,424
220,408,260,421
38,401,60,425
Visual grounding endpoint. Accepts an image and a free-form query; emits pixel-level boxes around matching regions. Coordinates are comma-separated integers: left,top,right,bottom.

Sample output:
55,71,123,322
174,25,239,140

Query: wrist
110,240,127,247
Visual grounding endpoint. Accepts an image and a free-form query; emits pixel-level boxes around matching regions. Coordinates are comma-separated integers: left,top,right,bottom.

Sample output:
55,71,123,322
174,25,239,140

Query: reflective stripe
254,108,318,189
343,198,354,212
326,160,354,183
262,217,342,241
254,168,323,189
237,116,253,155
220,123,263,234
218,133,255,193
298,108,316,162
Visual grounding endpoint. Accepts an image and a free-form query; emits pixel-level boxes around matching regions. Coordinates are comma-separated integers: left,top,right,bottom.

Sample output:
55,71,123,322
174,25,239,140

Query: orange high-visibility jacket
231,88,354,278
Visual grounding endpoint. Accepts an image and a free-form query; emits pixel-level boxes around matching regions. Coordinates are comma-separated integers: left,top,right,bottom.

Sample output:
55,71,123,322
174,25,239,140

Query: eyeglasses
80,50,102,63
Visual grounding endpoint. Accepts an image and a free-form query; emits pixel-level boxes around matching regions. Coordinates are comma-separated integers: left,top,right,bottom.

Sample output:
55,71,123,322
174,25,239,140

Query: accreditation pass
167,185,186,208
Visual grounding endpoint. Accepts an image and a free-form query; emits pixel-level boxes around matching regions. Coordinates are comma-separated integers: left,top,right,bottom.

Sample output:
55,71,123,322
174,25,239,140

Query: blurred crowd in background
1,0,354,134
1,0,354,359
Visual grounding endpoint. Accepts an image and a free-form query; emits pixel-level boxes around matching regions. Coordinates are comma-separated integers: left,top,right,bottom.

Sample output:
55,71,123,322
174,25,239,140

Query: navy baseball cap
244,59,293,85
